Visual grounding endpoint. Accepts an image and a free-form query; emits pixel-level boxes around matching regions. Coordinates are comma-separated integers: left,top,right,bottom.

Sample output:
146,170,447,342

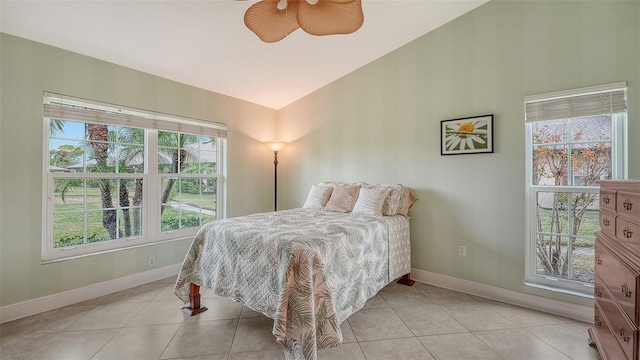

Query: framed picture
441,114,494,155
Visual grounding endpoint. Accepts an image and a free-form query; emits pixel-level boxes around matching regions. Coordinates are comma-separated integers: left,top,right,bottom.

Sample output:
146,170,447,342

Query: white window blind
525,82,627,123
44,92,227,138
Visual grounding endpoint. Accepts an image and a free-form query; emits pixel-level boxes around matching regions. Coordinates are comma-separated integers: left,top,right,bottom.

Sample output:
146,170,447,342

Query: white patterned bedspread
174,208,410,360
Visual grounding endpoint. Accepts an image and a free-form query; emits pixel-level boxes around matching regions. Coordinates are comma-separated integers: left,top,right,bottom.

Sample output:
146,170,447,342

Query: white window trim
524,83,627,295
42,93,227,263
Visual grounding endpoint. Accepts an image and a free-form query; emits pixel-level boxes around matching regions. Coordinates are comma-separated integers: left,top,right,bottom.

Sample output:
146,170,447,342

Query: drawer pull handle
622,283,633,298
623,227,633,239
595,255,602,265
624,199,633,210
603,196,610,204
595,315,602,326
595,287,602,297
620,328,631,343
603,218,610,226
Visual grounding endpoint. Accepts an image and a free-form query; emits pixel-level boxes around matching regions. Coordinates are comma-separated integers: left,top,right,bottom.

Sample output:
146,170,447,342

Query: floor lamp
266,142,286,211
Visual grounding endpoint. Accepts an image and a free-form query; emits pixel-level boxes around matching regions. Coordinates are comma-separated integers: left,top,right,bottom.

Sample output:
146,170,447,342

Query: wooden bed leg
181,283,208,316
397,273,415,286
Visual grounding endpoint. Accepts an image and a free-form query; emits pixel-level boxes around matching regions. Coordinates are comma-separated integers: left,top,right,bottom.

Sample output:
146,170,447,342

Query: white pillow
352,188,391,216
361,183,406,216
302,185,334,209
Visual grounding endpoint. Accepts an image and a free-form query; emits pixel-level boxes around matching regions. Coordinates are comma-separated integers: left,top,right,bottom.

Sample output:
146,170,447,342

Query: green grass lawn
537,208,599,247
53,187,216,247
172,192,217,211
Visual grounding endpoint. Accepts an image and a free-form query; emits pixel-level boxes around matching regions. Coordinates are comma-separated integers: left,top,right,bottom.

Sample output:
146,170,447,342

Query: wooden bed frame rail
181,273,415,316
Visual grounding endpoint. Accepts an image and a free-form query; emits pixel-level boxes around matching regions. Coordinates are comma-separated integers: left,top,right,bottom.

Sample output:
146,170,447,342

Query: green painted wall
278,0,639,306
0,33,277,307
1,0,638,310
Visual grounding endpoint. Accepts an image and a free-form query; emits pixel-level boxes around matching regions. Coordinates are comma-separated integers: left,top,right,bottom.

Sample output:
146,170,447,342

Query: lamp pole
273,150,278,211
266,142,285,212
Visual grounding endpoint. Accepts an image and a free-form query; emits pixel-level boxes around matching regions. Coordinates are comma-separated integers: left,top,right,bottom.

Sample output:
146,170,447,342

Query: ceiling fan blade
244,0,300,43
297,0,364,36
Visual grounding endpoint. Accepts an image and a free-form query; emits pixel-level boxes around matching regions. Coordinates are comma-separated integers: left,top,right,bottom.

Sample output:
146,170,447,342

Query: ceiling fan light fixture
277,0,288,10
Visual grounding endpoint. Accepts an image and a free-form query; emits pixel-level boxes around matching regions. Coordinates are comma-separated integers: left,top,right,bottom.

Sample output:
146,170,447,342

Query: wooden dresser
589,180,640,360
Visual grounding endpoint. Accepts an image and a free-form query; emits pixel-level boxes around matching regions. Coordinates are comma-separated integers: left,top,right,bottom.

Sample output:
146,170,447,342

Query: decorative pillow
362,183,405,216
397,188,418,216
352,188,391,217
302,185,334,209
323,185,362,213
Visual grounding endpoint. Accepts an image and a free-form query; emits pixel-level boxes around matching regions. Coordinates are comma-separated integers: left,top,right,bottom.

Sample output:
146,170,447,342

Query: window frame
154,130,224,239
42,93,226,263
524,83,627,296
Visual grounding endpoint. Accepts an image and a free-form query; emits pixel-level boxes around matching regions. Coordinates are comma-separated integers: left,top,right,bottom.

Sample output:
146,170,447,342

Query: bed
174,183,416,360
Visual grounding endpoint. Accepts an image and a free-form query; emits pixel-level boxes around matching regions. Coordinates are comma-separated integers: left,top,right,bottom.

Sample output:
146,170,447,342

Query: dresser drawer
618,191,640,221
600,209,617,238
617,217,640,246
597,285,638,360
601,190,617,212
593,300,629,360
596,238,639,323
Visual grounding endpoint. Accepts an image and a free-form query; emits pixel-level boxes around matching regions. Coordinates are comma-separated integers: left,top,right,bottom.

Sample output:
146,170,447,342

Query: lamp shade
266,142,286,151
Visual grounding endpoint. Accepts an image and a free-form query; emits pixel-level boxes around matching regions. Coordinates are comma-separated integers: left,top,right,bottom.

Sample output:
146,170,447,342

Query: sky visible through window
50,120,85,149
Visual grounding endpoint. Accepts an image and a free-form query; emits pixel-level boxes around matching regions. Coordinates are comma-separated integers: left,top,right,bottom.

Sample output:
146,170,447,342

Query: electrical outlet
457,245,467,257
148,256,156,267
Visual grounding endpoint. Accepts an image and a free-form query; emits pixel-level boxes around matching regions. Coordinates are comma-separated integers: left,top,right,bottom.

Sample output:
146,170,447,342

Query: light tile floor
0,277,600,360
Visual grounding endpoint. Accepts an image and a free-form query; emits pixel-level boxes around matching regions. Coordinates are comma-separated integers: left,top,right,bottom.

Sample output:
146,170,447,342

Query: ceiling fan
241,0,364,43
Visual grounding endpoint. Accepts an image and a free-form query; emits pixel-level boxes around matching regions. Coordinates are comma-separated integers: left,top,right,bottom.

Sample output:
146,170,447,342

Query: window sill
524,281,594,299
41,236,193,264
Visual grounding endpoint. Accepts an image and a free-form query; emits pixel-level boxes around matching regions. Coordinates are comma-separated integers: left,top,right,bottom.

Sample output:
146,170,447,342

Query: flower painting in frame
441,114,494,155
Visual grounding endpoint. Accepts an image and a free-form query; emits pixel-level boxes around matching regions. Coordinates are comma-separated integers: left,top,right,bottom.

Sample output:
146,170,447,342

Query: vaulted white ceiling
1,0,488,109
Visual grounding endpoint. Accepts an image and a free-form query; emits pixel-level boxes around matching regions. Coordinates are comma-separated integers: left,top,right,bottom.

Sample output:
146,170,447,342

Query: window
158,131,219,231
525,83,627,295
43,93,226,262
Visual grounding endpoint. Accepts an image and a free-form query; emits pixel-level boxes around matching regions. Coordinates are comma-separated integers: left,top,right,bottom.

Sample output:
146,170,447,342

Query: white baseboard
411,268,593,323
1,265,593,325
0,263,181,324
